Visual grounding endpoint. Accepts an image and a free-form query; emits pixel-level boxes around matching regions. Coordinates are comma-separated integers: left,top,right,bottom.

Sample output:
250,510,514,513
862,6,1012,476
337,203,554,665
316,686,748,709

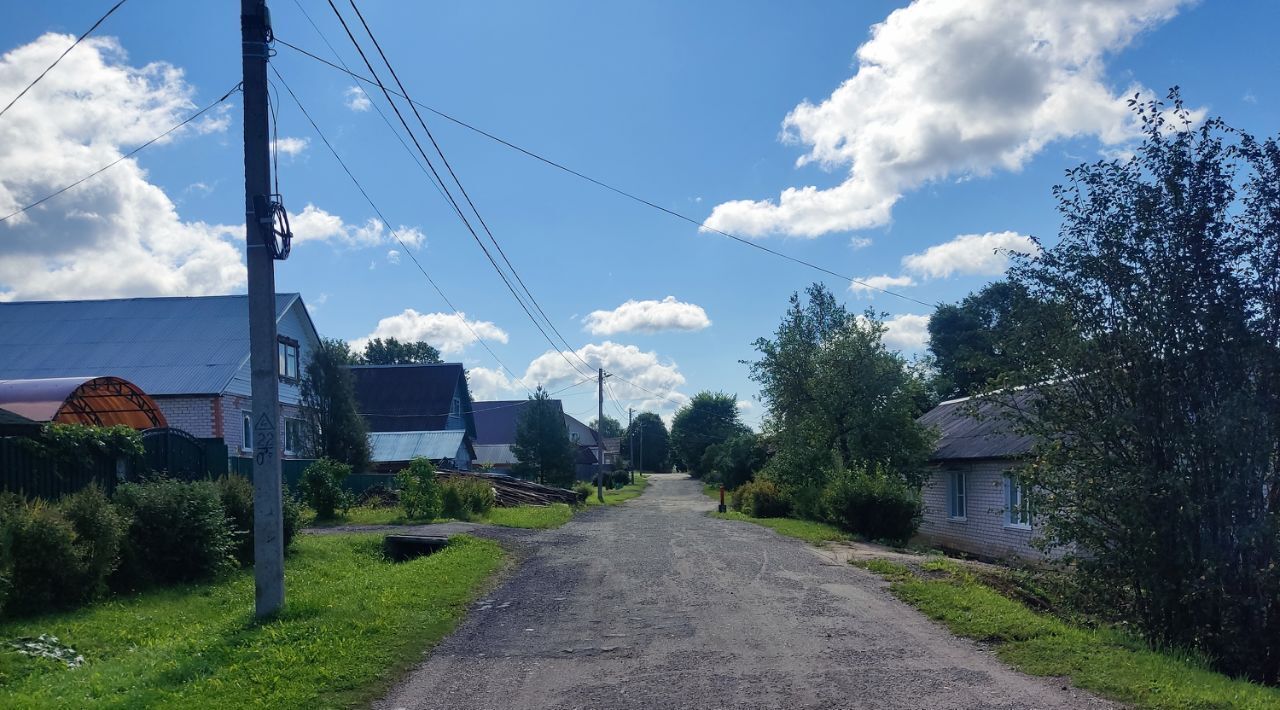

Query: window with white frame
947,470,966,519
451,397,461,417
277,337,300,381
242,411,253,452
284,418,304,455
1005,475,1032,528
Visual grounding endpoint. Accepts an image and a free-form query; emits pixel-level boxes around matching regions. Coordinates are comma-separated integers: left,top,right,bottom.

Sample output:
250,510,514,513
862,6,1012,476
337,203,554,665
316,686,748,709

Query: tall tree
588,415,623,438
299,338,370,473
358,337,442,365
927,281,1061,399
510,386,577,487
619,411,669,472
1005,91,1280,682
669,392,744,478
748,285,934,491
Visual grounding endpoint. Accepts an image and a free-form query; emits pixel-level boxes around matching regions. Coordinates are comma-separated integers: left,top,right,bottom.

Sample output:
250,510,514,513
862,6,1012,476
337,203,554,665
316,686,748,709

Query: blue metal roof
0,294,302,396
369,430,468,463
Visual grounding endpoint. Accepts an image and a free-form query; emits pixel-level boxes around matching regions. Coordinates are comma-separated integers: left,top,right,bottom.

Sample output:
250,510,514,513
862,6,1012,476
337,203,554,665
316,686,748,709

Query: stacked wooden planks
437,470,581,507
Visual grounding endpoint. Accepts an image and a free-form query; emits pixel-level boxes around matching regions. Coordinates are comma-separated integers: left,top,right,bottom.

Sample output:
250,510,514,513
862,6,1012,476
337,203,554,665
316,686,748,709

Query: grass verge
480,503,574,529
854,558,1280,709
583,475,649,507
0,534,504,709
712,510,851,544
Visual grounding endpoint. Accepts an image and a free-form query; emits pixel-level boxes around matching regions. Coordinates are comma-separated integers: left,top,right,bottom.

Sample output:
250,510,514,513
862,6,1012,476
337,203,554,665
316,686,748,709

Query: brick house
915,393,1041,560
0,293,321,460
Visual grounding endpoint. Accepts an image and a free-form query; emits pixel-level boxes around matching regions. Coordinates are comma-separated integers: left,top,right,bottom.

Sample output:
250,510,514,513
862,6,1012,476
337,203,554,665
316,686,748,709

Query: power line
275,36,941,309
0,0,128,121
0,82,239,224
343,0,598,377
270,66,532,395
323,0,595,382
358,376,594,418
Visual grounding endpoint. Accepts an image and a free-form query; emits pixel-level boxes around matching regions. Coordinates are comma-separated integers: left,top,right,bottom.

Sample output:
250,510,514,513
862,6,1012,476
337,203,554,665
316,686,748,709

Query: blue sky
1,0,1276,427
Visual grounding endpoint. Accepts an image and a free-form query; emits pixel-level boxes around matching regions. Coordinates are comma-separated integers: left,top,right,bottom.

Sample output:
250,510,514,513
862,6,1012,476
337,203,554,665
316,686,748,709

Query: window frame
947,470,967,520
241,411,253,452
1004,475,1033,529
277,337,300,382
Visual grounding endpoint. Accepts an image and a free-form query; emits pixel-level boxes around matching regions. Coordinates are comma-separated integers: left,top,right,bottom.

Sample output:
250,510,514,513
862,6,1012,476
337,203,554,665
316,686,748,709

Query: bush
787,484,826,522
113,479,235,587
396,458,441,520
58,485,124,599
2,501,85,616
216,475,303,566
733,479,791,518
298,458,353,520
821,462,920,543
441,478,495,520
572,482,592,503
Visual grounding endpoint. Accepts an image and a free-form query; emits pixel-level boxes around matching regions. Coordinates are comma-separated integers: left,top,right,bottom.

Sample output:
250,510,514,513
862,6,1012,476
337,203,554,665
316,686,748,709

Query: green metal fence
0,437,126,498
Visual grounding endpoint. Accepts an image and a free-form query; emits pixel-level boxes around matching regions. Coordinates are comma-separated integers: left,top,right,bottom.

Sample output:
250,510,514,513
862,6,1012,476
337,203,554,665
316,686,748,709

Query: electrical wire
270,66,533,395
344,0,598,377
0,0,129,121
275,36,942,309
357,376,594,418
0,82,240,224
323,0,596,383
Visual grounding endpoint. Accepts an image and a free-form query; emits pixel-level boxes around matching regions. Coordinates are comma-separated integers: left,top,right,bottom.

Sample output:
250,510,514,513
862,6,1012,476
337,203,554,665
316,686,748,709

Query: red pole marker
718,484,727,513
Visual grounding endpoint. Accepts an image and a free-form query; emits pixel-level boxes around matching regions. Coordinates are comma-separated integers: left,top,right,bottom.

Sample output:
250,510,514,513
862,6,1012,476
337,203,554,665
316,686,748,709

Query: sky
1,0,1276,429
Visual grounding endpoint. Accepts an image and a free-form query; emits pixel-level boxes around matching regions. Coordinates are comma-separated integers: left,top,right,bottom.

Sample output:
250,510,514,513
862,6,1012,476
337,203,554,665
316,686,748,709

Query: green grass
712,510,851,544
855,559,1280,709
306,505,442,527
479,503,574,529
0,534,505,709
583,475,649,507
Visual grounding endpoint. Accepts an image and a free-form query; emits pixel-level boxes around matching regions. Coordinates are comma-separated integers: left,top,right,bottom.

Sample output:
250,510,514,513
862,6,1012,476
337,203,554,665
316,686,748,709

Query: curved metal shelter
0,376,168,430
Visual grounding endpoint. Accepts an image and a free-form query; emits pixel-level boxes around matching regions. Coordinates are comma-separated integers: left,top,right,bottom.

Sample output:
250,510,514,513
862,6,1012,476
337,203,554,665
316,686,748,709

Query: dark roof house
915,392,1043,561
349,363,477,436
471,399,599,479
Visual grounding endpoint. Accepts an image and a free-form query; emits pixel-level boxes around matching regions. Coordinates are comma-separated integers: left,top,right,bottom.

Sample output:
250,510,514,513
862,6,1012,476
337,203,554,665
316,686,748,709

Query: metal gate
142,427,208,479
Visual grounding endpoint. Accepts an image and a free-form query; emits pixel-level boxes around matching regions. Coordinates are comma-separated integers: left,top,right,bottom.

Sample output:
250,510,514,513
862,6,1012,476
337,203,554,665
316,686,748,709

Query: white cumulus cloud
582,296,711,335
467,366,522,400
289,203,425,248
275,136,309,157
344,85,371,112
902,231,1038,279
0,33,242,300
703,0,1188,238
352,309,508,357
849,274,916,296
881,313,931,351
523,342,688,414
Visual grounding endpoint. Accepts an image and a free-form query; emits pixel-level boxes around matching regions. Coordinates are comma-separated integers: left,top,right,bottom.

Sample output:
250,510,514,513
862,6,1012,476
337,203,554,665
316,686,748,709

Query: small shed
0,376,167,430
368,429,474,472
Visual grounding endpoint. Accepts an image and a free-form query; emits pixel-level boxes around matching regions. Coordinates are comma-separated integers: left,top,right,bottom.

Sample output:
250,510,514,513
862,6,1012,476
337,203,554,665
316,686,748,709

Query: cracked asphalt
374,473,1112,710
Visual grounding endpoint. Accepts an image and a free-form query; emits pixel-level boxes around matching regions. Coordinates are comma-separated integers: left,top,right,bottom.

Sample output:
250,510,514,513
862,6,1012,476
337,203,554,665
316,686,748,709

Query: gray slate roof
916,393,1038,461
0,294,306,396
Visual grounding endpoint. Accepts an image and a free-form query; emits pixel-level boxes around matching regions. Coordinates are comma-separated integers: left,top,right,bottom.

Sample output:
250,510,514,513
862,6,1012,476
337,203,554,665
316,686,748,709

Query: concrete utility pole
242,0,284,618
638,420,644,474
596,368,606,502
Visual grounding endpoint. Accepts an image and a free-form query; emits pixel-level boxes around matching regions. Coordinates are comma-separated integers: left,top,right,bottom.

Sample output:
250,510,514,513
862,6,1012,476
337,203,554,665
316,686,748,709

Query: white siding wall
918,459,1041,560
224,298,318,406
153,396,215,437
221,394,305,459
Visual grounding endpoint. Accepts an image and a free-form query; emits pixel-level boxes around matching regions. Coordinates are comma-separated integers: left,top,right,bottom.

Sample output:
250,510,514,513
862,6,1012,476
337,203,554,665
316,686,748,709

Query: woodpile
437,470,581,507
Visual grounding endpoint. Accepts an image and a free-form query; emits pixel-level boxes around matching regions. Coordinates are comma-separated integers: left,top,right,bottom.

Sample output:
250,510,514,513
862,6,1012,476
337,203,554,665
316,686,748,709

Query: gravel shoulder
375,474,1113,710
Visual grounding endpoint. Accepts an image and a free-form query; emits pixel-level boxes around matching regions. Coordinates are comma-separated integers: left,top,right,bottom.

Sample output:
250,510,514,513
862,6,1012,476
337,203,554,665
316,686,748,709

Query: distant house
472,399,599,480
367,430,476,473
0,294,321,459
916,393,1041,560
348,363,476,470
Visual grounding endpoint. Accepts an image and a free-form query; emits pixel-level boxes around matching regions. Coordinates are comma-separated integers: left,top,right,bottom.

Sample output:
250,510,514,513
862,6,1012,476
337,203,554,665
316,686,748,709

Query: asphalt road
375,474,1111,710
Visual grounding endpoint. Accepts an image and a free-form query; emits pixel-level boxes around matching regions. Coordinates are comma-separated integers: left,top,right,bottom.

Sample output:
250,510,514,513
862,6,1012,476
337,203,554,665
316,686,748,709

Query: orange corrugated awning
0,376,167,430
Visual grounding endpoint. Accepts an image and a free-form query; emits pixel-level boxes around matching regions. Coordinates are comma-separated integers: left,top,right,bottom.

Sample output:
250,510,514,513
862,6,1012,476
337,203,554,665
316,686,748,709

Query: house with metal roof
915,393,1042,560
367,430,476,472
0,294,321,459
472,399,599,480
348,363,476,470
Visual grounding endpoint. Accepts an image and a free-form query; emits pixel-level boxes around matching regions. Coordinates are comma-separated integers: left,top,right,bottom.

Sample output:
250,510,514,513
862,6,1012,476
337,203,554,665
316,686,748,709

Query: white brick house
916,394,1042,560
0,294,321,460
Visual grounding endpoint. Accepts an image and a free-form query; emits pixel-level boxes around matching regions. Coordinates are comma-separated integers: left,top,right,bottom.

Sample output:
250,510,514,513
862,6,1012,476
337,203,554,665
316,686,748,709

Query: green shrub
821,462,920,543
113,479,236,588
298,458,353,520
572,482,592,502
216,475,302,566
2,501,85,616
734,479,791,518
396,457,441,520
57,485,124,599
788,484,826,521
440,482,466,520
458,478,495,516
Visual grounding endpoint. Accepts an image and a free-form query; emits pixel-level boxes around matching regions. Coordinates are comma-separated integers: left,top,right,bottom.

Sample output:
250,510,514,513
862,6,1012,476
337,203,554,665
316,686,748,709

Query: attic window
278,337,300,381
